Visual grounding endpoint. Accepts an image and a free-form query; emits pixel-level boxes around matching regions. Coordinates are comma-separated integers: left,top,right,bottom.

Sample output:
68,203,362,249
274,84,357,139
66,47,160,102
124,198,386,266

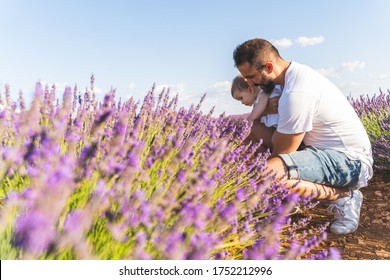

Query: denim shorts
278,146,361,189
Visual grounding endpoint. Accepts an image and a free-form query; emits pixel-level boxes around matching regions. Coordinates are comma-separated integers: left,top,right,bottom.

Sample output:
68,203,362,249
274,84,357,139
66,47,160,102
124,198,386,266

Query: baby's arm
247,91,269,122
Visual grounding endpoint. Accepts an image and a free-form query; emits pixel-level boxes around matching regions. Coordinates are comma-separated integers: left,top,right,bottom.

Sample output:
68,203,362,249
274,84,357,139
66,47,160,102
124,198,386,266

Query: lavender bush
0,78,337,260
349,90,390,170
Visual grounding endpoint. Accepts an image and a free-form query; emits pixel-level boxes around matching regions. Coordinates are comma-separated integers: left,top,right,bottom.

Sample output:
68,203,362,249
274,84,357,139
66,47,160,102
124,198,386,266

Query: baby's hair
231,75,249,97
231,75,261,97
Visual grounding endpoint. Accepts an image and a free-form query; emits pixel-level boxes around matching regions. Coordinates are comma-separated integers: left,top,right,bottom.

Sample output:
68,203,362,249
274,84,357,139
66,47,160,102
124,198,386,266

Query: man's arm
270,131,305,158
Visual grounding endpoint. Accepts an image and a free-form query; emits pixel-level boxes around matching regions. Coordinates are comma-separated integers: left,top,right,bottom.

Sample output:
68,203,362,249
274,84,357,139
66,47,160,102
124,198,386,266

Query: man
233,38,373,234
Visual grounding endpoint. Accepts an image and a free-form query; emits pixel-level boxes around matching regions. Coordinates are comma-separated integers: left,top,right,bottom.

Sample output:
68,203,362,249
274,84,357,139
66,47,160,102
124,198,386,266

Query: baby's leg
244,120,275,152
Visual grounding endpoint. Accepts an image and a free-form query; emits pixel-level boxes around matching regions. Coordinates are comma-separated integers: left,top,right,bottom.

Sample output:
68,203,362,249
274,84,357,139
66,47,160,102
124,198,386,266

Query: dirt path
309,169,390,259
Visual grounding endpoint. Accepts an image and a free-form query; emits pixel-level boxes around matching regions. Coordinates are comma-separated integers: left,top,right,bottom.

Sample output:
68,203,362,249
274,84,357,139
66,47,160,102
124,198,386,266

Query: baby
231,75,281,127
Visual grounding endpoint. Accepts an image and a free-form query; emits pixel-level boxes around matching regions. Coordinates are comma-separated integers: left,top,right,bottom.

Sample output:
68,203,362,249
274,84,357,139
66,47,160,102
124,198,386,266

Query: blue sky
1,0,389,115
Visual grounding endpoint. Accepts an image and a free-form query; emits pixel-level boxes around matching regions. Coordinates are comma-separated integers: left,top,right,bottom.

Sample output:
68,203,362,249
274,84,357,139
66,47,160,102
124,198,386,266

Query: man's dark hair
233,38,281,69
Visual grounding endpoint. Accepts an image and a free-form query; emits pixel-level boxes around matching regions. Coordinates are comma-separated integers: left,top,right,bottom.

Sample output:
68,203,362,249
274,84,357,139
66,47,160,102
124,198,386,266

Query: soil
308,169,390,260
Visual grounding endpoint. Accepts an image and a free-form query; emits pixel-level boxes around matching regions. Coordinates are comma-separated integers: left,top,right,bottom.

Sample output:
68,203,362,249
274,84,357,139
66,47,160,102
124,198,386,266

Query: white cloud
272,38,294,49
208,81,231,93
272,36,325,48
155,83,186,94
316,67,340,78
316,60,366,79
370,73,390,80
337,81,374,98
342,61,365,72
295,36,325,47
378,73,390,79
128,83,136,90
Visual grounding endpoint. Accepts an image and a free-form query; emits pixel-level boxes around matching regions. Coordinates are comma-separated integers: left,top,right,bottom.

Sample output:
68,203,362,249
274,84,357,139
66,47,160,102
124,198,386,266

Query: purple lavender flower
63,210,84,235
13,210,56,255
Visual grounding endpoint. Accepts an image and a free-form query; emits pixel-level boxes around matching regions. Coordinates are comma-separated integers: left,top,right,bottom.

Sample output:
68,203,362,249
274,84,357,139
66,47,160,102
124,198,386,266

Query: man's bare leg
265,157,350,201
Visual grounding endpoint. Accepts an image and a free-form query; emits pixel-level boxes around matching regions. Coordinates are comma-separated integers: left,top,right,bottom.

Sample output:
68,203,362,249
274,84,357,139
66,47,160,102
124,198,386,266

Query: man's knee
266,156,288,180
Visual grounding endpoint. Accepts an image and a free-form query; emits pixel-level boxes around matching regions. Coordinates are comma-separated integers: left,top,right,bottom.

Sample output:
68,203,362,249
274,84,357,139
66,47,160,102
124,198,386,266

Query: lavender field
0,79,388,260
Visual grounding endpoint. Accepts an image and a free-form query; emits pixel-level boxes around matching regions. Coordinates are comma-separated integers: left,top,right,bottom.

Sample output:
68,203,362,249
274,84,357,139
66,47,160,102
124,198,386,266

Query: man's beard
255,73,275,94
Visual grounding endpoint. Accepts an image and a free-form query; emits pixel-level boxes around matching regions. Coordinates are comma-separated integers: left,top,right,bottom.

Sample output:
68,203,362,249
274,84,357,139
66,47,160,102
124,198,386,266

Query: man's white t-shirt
277,62,373,188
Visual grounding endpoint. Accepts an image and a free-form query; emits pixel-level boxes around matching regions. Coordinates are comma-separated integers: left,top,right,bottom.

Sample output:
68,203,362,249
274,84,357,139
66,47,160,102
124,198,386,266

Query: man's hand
262,96,280,116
